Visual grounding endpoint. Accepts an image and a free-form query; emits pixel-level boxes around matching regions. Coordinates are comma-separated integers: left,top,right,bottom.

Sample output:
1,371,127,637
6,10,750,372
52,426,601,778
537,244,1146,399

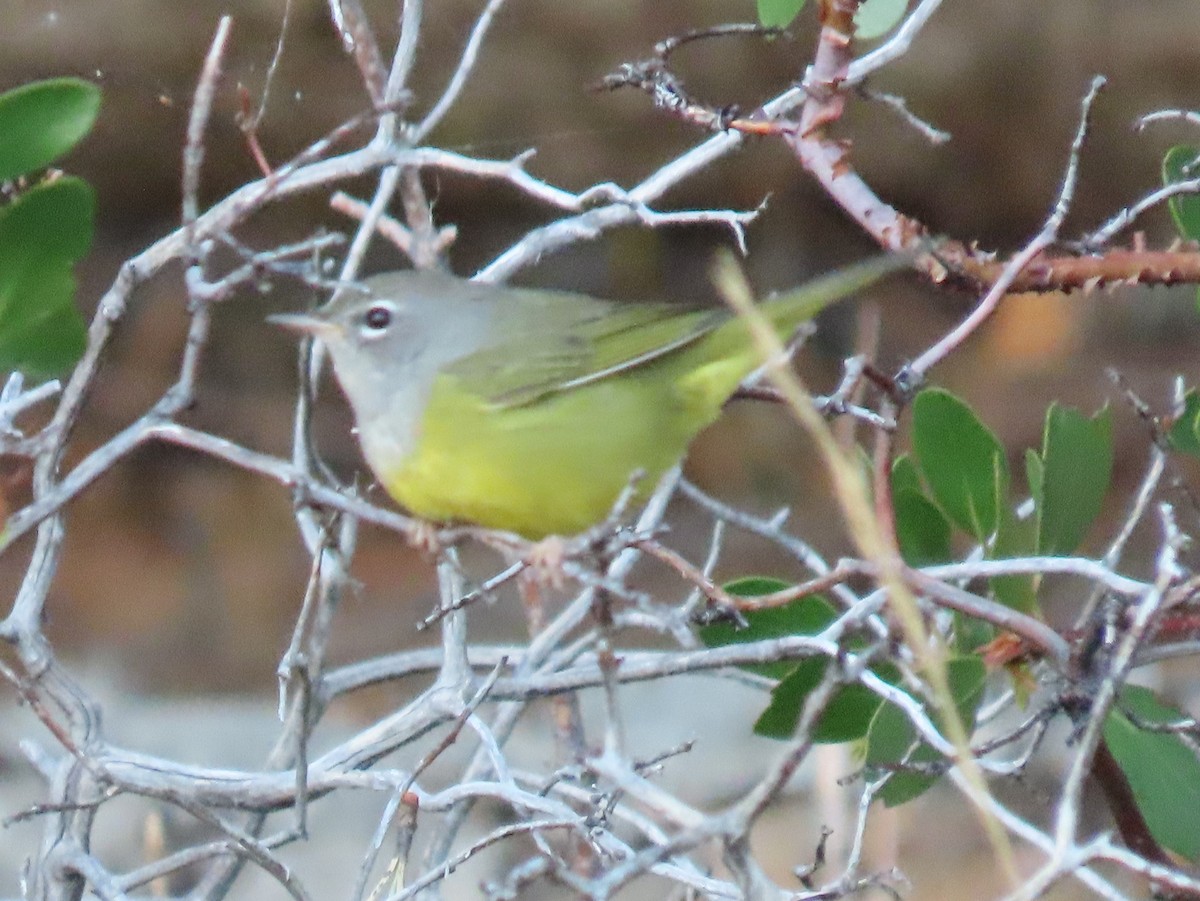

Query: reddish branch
604,10,1200,296
1089,741,1200,901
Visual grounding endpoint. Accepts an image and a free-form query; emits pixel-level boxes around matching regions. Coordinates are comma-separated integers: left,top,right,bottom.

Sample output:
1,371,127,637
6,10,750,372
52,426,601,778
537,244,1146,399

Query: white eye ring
362,303,394,332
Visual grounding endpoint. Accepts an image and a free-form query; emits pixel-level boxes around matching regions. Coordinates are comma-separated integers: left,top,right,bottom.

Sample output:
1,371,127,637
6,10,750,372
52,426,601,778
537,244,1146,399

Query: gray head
268,269,498,463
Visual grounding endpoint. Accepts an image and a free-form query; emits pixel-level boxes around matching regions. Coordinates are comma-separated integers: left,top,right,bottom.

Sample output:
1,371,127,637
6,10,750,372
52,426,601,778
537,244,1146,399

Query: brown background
1,2,1199,894
2,0,1198,685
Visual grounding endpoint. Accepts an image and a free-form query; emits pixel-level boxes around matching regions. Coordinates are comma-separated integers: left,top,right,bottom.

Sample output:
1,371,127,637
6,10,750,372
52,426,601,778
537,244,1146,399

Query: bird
269,260,900,539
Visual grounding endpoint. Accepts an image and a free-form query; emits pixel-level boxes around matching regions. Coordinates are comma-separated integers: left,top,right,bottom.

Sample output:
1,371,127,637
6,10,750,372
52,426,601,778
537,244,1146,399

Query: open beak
266,311,340,340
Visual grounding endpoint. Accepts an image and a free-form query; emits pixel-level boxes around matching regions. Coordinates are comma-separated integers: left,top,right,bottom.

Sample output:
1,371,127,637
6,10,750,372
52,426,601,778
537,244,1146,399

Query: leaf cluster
702,387,1200,852
0,78,100,376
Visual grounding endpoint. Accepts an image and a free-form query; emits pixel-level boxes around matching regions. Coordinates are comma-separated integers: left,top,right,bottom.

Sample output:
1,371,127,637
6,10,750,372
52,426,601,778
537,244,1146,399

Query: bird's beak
266,311,340,340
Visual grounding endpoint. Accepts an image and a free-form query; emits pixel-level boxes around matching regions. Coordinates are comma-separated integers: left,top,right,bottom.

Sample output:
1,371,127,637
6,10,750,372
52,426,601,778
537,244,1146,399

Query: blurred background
1,0,1199,896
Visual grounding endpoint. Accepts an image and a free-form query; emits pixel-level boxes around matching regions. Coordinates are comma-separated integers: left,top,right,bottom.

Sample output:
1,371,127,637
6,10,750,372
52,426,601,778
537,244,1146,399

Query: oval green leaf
1168,390,1200,459
757,0,806,28
0,78,101,182
699,586,836,680
0,267,85,376
890,453,923,497
866,656,986,806
724,576,792,598
0,176,95,264
1163,145,1200,242
1104,686,1200,861
866,700,936,806
990,503,1038,614
0,177,93,375
1024,448,1044,506
754,664,885,743
894,488,952,567
1036,404,1112,556
912,389,1009,540
855,0,908,39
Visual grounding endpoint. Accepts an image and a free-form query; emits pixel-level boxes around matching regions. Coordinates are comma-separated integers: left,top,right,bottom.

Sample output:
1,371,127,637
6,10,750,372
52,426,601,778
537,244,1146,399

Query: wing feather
446,288,727,408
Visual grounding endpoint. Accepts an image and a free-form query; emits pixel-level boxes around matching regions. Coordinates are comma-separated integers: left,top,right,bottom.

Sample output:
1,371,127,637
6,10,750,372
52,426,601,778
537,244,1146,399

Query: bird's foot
405,518,442,556
524,535,568,590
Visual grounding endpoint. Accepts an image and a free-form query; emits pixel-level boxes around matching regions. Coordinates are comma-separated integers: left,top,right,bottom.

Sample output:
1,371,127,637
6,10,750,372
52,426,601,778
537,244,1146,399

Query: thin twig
183,16,233,228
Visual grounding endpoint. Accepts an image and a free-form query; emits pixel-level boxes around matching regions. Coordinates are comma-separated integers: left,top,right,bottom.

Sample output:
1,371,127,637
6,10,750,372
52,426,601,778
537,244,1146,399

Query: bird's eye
363,304,393,331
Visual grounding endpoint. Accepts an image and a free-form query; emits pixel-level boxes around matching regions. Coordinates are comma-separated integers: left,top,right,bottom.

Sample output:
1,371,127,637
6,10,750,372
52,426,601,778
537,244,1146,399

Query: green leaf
0,177,94,262
702,579,902,744
1168,390,1200,459
1024,448,1044,507
867,657,987,806
1105,686,1200,860
0,78,101,182
0,177,93,375
894,488,952,566
753,659,825,738
1036,404,1112,556
699,584,836,680
1163,145,1200,242
912,389,1009,541
755,665,886,743
890,453,923,497
990,503,1038,615
724,576,791,598
866,701,940,806
757,0,806,28
855,0,908,39
0,266,84,376
988,449,1037,616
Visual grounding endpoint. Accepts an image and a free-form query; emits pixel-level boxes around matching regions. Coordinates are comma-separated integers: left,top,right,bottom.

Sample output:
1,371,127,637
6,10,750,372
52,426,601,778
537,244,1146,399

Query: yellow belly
377,363,735,538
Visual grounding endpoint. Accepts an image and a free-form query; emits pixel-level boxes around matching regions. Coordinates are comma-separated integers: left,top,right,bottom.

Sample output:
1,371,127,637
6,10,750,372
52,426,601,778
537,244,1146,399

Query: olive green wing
446,287,728,409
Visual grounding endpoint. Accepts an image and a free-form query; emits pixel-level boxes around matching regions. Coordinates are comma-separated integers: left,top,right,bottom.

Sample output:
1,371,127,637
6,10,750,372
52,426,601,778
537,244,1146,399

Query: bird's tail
678,253,911,412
